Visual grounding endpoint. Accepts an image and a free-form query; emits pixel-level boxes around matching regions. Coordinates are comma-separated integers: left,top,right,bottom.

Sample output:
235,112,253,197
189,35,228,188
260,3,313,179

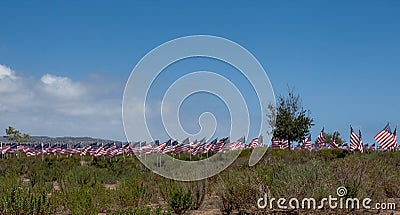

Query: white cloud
0,64,16,80
0,64,126,140
39,74,86,100
0,64,21,94
0,64,243,142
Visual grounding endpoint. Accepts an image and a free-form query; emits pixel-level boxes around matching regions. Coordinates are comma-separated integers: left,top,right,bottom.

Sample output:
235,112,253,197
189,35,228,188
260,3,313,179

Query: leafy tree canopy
5,126,30,143
267,88,314,147
323,132,345,145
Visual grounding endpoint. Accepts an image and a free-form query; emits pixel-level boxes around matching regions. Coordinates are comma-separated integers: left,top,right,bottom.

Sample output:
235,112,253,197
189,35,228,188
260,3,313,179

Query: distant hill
0,136,125,145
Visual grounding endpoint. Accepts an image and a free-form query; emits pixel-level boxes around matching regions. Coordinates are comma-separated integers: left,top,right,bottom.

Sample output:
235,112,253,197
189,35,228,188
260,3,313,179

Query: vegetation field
0,149,399,215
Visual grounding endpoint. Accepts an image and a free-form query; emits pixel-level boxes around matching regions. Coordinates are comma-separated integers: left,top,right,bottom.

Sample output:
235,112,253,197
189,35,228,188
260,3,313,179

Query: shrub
113,206,171,215
116,176,152,208
216,169,266,214
60,166,98,190
63,185,98,215
160,181,193,215
190,180,207,210
0,186,51,215
271,159,334,199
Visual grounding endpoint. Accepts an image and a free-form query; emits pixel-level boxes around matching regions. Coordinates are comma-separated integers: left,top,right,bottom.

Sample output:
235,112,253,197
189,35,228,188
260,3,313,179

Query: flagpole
41,142,44,161
80,143,83,164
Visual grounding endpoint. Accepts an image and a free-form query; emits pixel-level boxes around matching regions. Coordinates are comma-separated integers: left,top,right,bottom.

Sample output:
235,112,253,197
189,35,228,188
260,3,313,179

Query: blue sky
0,0,399,143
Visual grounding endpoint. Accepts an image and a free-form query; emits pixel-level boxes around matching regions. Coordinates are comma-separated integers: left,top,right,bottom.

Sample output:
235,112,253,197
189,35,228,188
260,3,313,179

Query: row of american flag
0,123,398,158
0,136,259,158
273,122,397,152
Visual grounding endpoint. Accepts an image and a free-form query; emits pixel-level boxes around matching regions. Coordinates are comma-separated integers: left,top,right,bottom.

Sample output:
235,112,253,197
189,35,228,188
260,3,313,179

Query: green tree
267,88,314,148
324,131,345,145
5,126,30,142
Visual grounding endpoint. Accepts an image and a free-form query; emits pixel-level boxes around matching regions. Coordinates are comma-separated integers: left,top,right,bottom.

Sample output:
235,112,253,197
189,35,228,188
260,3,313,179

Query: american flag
270,138,288,149
94,144,105,156
393,127,397,150
316,128,325,147
1,144,11,154
358,129,364,153
281,139,289,149
106,144,117,158
174,138,190,154
139,143,154,155
81,145,92,156
249,136,263,148
374,123,396,151
364,143,375,151
350,126,360,151
162,140,178,154
190,138,205,155
188,138,202,154
223,137,246,151
154,140,169,154
191,139,207,156
329,132,339,149
271,138,281,148
302,134,312,149
212,137,228,153
248,138,259,148
204,138,217,153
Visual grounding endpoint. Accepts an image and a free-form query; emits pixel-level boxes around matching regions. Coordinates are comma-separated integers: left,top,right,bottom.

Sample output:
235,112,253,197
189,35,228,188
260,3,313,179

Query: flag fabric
204,138,217,153
189,139,201,154
154,140,169,154
270,138,289,149
223,137,245,151
270,138,281,148
358,129,364,153
162,140,177,154
191,140,207,156
249,138,260,148
1,144,11,154
190,138,206,155
139,144,153,155
329,132,339,149
281,139,289,149
2,127,400,158
212,137,228,153
249,136,263,148
81,145,92,156
302,134,312,149
174,138,190,154
350,126,360,151
316,128,325,147
374,123,396,151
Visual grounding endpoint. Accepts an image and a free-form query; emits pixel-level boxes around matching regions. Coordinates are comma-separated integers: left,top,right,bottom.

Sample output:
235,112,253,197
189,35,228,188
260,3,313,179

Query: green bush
116,176,152,208
0,186,51,215
160,181,193,215
0,151,399,214
317,149,348,161
61,166,98,190
216,169,265,214
190,180,207,210
270,159,333,199
63,185,98,215
113,205,171,215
